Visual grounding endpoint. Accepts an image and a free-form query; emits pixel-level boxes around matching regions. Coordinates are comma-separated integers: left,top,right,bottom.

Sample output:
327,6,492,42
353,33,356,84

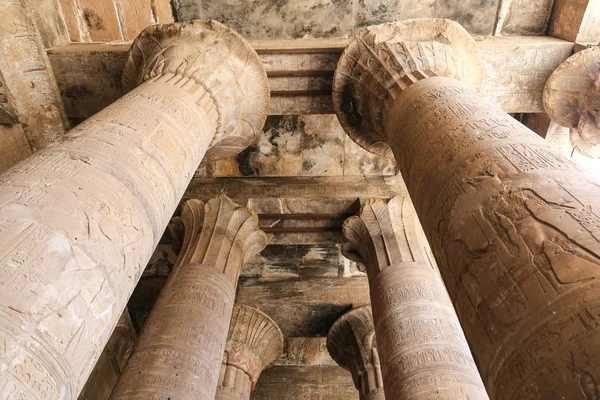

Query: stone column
341,197,488,399
0,21,268,399
0,0,68,149
545,46,600,158
215,304,283,400
110,197,267,400
326,306,385,400
333,19,600,399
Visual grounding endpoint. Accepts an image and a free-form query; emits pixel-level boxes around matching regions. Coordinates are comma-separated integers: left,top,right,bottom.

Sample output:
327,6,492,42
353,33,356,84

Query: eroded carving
544,47,600,158
335,19,600,399
327,306,384,400
110,196,267,400
123,20,269,161
0,21,268,399
341,196,489,399
332,19,482,158
216,304,283,400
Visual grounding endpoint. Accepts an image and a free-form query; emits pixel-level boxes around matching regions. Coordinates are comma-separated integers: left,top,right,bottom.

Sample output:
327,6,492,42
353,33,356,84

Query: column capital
223,304,283,387
123,20,269,161
327,306,384,399
333,19,482,158
342,196,427,277
544,47,600,158
178,196,268,282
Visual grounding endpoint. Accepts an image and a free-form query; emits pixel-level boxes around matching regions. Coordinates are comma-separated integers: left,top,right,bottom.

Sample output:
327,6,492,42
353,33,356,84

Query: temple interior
1,0,600,399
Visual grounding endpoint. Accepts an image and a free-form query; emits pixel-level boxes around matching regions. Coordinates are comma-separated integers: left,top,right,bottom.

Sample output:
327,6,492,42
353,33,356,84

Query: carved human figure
215,304,283,400
0,21,268,399
341,197,488,399
545,47,600,158
334,19,600,399
110,197,267,400
327,306,385,400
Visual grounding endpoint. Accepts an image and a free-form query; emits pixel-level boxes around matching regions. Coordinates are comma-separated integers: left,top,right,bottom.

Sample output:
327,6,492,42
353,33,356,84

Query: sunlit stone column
545,47,600,158
341,197,488,399
327,306,385,400
334,19,600,399
215,304,283,400
110,197,267,400
0,21,268,399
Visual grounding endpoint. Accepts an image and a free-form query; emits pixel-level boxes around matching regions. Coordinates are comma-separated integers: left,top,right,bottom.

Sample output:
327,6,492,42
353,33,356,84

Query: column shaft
109,198,267,400
343,198,489,399
388,76,600,399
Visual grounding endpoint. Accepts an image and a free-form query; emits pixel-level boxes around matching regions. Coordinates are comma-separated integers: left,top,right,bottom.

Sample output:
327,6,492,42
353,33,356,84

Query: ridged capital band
327,306,384,400
544,47,600,158
216,304,283,400
334,19,600,399
123,20,270,161
110,196,267,400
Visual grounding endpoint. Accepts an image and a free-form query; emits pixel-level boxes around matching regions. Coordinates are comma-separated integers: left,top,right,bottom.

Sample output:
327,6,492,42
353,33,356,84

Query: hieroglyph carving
335,19,600,400
342,197,489,399
327,306,385,400
110,197,267,400
545,47,600,158
0,20,268,399
216,304,283,400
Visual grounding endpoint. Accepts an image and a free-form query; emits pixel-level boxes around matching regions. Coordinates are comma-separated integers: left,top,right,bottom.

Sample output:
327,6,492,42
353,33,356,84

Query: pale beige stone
110,197,267,400
0,0,68,151
0,20,268,399
327,306,384,400
334,18,600,399
341,197,488,399
544,47,600,158
216,304,283,400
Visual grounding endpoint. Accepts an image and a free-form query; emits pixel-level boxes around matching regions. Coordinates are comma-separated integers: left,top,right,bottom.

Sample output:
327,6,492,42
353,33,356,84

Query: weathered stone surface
327,306,384,400
216,305,283,400
545,47,600,158
498,0,555,35
48,36,573,119
549,0,600,44
252,365,359,400
342,197,488,399
0,20,268,399
77,310,136,400
111,197,267,400
335,18,600,399
0,0,68,151
0,125,31,174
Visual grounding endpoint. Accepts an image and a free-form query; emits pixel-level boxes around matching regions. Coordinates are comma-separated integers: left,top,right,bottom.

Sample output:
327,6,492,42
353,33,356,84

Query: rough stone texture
197,115,397,177
499,0,555,35
110,197,266,400
173,0,500,37
549,0,600,44
342,198,488,399
0,125,31,174
327,306,384,400
0,0,68,152
77,310,136,400
0,20,268,399
545,47,600,158
216,305,283,400
334,18,600,399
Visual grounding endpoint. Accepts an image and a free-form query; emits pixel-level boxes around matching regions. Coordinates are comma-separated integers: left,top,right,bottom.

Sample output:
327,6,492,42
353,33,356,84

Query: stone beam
549,0,600,44
47,36,573,118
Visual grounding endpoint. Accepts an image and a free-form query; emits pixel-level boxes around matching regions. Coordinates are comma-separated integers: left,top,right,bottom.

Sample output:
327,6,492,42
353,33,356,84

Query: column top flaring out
544,47,600,158
123,20,269,161
333,19,482,158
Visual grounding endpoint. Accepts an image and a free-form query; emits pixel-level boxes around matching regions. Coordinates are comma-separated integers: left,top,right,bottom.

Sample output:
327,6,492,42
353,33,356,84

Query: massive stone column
326,306,385,400
0,21,269,399
110,197,267,400
333,19,600,399
215,304,283,400
341,198,488,399
544,46,600,158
